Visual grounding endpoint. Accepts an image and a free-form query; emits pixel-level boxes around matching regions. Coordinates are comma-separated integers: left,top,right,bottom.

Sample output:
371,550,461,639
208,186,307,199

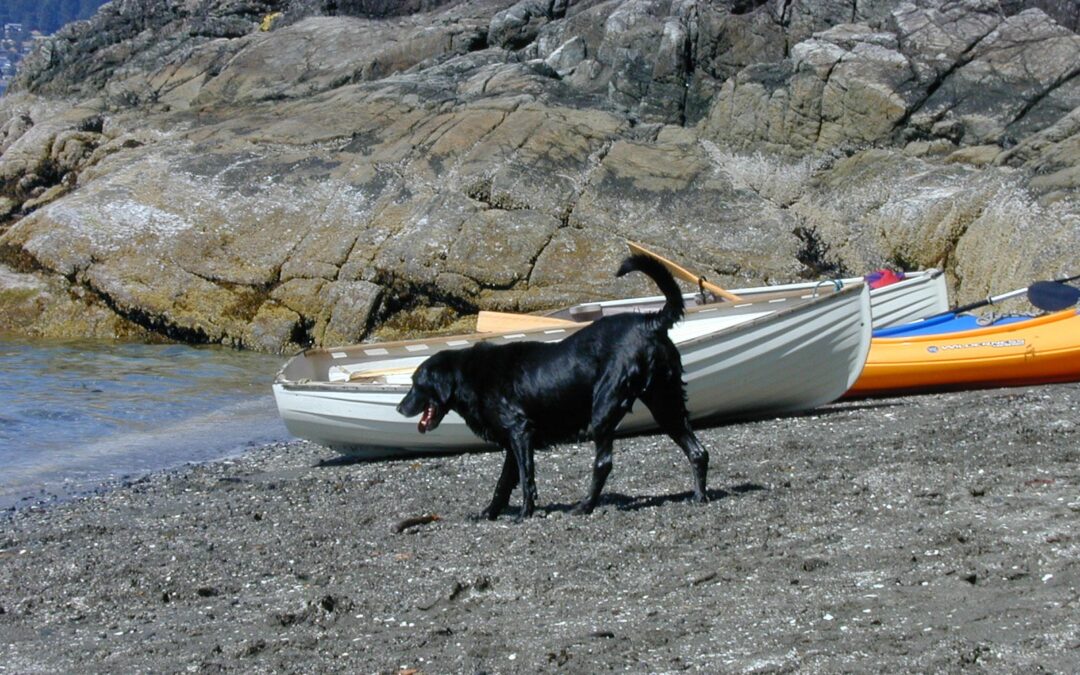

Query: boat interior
275,281,862,389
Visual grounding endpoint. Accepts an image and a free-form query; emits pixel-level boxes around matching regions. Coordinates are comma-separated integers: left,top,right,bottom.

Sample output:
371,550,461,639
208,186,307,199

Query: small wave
76,397,288,461
17,408,86,422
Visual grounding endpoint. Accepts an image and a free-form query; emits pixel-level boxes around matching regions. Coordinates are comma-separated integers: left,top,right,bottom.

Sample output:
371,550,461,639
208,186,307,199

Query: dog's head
397,351,458,434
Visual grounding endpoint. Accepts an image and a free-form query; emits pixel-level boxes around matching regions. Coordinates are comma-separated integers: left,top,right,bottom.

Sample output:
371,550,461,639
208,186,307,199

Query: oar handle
627,241,744,303
950,287,1030,315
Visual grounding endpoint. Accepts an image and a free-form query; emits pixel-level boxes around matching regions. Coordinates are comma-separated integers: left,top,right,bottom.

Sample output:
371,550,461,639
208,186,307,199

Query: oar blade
475,310,578,333
1028,281,1080,312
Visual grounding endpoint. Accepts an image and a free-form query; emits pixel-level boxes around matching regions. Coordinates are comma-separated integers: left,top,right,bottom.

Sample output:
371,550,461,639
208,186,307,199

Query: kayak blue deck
872,313,1033,338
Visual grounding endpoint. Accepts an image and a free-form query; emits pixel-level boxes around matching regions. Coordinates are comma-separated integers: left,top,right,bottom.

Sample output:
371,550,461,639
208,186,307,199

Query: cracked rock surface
0,0,1078,351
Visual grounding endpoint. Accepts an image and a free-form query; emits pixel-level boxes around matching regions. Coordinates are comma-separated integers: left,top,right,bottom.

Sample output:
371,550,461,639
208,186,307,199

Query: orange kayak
847,308,1080,397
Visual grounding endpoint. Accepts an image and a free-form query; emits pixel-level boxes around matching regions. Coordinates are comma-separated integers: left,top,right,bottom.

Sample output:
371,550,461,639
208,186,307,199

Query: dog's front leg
574,436,613,515
510,435,537,520
481,450,519,520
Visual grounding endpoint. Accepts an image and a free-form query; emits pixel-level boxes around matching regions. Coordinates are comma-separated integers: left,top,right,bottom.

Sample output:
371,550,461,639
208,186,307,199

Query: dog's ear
431,365,455,405
422,352,456,405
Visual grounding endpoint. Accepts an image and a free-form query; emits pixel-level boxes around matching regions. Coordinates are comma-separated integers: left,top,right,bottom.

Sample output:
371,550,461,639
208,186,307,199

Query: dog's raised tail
616,253,684,330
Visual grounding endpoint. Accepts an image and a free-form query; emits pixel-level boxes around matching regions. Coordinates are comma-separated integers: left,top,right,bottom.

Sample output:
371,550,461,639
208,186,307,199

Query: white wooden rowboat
541,269,946,331
272,282,872,457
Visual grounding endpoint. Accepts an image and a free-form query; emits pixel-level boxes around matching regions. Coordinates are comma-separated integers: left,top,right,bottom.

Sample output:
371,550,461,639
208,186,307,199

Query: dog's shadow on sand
541,482,767,515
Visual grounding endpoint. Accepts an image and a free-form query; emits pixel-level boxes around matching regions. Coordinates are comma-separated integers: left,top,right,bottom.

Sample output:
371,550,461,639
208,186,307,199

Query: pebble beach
2,383,1079,672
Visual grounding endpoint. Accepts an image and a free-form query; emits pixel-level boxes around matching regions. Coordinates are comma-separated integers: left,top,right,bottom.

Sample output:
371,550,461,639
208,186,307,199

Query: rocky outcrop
703,5,1080,154
999,106,1080,201
0,262,153,339
13,0,283,100
0,0,1077,352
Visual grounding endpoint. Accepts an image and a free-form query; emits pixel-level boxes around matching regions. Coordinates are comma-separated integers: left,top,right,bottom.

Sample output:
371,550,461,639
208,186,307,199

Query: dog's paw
572,501,595,516
692,492,710,504
479,506,501,521
511,508,535,523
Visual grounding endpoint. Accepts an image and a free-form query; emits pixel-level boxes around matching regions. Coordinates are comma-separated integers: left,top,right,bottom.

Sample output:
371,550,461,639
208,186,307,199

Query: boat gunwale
732,268,941,297
557,268,940,311
275,283,869,393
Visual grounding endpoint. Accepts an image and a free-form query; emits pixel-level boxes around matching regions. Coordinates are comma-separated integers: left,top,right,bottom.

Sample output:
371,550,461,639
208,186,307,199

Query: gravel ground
2,384,1079,673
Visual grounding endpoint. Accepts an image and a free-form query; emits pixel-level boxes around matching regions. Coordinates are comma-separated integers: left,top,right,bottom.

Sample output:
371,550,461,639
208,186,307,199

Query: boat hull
618,282,871,432
274,286,872,457
848,309,1080,397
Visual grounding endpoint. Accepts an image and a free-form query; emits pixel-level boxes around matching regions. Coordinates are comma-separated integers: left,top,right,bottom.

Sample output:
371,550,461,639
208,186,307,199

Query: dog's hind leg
574,436,614,515
642,388,709,503
481,450,519,520
510,434,538,520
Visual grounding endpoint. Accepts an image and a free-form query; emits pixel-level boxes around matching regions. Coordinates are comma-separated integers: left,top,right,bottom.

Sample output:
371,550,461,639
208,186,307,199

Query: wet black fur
397,254,709,520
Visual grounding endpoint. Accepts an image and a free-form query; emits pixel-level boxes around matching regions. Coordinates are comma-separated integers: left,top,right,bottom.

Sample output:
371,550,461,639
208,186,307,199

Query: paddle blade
475,310,578,333
1028,281,1080,311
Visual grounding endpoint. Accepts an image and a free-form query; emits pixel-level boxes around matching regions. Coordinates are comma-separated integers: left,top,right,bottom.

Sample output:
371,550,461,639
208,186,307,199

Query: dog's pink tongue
418,404,435,433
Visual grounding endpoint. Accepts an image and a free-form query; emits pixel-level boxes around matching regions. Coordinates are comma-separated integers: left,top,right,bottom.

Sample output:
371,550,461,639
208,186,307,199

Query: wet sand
2,384,1079,672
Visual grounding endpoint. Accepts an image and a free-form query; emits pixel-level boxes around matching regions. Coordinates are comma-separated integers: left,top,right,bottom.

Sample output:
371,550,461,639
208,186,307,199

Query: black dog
397,254,709,520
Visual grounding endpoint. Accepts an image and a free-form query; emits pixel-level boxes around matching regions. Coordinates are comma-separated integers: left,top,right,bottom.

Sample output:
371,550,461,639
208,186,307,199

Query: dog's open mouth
418,403,439,433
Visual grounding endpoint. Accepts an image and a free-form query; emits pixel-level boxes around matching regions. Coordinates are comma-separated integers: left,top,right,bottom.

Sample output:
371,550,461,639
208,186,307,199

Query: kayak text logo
927,339,1026,354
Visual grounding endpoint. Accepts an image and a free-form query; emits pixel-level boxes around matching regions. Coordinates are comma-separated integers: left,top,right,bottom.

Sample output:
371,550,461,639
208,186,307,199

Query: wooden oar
475,244,748,333
348,365,418,381
627,241,744,303
475,310,578,333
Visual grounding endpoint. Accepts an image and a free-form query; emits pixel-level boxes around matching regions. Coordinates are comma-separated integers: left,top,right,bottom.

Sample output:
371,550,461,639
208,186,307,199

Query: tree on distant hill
0,0,109,35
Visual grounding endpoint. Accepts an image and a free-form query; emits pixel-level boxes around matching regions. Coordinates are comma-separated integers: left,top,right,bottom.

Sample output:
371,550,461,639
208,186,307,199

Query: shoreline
2,384,1079,672
0,434,289,514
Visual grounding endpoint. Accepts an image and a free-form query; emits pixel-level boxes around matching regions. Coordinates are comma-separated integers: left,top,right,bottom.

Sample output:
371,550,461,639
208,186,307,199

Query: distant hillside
0,0,109,34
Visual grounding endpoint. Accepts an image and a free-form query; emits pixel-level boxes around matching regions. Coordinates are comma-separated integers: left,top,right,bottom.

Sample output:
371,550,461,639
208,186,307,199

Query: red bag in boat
865,269,905,289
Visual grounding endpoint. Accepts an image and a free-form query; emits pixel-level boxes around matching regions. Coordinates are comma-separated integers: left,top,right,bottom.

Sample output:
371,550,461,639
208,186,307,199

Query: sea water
0,338,290,509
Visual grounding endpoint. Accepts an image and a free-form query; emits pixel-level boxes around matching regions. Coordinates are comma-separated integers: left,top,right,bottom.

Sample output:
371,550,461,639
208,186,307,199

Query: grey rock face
0,0,1077,352
704,5,1080,153
904,8,1080,147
